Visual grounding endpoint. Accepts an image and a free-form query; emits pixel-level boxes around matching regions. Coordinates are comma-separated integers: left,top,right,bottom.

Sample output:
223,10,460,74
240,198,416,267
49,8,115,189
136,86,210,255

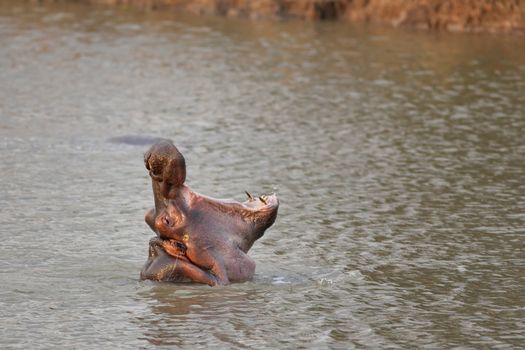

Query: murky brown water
1,1,524,349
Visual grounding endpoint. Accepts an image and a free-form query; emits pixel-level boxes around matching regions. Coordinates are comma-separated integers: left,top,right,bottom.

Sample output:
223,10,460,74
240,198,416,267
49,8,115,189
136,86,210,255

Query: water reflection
136,283,278,347
137,285,215,346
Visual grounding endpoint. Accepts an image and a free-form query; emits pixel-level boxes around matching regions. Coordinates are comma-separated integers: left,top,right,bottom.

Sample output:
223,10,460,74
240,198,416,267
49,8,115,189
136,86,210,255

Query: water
1,1,524,348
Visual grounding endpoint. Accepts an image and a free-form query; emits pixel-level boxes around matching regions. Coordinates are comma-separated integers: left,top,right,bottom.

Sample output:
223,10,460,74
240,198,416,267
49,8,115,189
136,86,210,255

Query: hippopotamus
140,139,279,286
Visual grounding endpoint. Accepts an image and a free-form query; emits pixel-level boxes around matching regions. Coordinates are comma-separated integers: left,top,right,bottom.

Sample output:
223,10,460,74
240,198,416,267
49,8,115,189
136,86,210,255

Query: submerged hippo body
140,140,278,286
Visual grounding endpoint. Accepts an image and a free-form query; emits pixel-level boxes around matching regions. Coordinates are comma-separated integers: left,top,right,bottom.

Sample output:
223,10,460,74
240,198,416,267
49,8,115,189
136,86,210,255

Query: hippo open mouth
140,139,279,286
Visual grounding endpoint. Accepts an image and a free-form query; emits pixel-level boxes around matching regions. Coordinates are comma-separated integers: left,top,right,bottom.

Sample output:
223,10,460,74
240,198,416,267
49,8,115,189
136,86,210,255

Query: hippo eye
162,217,173,227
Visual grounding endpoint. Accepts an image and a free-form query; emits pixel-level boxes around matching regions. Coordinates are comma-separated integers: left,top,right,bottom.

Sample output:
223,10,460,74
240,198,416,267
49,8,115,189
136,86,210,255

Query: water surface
0,1,524,349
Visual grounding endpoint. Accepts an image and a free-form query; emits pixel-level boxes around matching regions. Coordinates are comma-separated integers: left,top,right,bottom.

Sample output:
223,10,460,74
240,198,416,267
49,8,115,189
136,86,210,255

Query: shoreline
85,0,525,33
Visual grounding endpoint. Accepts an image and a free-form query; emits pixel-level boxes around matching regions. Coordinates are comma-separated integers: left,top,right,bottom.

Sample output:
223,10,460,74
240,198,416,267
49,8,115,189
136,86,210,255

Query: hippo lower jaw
237,193,279,224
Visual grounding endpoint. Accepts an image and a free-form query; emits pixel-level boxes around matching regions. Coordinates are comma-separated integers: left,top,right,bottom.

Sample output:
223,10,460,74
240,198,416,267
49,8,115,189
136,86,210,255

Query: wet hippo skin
140,140,279,286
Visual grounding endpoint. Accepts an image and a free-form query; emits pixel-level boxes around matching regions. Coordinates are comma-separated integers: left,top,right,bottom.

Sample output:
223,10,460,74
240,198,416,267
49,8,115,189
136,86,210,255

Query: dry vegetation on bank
38,0,525,32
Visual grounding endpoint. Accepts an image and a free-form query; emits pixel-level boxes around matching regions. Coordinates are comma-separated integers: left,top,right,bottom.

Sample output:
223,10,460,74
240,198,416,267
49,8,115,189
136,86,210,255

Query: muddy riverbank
83,0,525,32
